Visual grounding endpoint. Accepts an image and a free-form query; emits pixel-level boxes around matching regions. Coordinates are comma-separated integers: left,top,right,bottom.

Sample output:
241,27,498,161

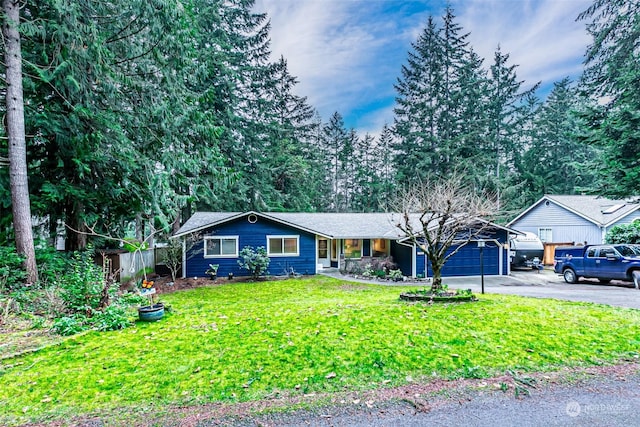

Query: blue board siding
439,244,499,277
391,241,413,276
185,215,317,278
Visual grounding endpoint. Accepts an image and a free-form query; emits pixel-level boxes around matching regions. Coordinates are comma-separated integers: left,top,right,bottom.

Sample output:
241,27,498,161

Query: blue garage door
427,243,500,277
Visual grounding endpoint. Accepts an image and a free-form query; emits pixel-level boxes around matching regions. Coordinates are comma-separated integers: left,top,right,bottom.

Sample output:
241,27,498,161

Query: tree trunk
3,0,38,283
65,200,87,251
430,257,444,292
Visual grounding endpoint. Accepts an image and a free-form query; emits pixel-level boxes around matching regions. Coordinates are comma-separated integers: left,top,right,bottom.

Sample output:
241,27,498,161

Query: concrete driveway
442,268,640,310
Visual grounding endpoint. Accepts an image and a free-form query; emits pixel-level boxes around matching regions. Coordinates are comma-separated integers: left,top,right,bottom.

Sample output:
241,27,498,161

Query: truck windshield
614,245,640,257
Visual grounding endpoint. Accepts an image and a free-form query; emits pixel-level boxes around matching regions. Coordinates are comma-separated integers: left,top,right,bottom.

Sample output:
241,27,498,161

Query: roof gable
508,195,640,227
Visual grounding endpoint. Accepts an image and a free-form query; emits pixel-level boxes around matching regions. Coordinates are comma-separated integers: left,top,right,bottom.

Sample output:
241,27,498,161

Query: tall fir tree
578,0,640,197
519,78,599,204
485,46,539,208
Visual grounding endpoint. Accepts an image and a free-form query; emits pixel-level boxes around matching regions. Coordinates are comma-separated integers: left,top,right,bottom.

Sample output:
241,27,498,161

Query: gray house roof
174,211,520,240
173,211,407,239
508,195,640,227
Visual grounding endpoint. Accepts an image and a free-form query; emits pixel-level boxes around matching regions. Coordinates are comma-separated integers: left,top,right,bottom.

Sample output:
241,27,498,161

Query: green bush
91,305,131,332
52,315,88,336
238,246,270,279
56,250,111,316
36,247,71,286
0,246,27,292
605,219,640,244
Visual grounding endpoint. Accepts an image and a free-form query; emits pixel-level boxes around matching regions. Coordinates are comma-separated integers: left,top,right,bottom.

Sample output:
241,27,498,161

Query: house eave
172,211,333,239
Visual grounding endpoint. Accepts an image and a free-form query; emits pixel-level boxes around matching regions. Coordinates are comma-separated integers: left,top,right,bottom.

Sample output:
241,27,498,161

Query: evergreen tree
578,0,640,197
393,7,490,186
519,78,599,204
485,47,539,208
393,15,445,183
321,112,350,211
376,124,397,210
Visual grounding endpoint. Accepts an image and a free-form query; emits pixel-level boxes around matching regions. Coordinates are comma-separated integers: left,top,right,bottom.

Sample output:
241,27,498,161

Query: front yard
1,275,640,425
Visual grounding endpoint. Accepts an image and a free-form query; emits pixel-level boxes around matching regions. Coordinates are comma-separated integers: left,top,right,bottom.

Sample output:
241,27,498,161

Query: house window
204,236,238,257
538,228,552,243
344,239,362,258
267,235,299,256
372,239,388,257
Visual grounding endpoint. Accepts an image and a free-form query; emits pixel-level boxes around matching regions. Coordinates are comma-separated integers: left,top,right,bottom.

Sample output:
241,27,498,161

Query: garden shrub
52,315,88,336
605,219,640,244
56,249,114,316
238,246,270,279
91,305,131,331
0,246,27,292
341,257,398,276
36,246,71,286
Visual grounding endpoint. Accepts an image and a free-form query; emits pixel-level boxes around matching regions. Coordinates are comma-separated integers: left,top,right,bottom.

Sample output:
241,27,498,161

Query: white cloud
255,0,393,118
254,0,593,134
455,0,591,88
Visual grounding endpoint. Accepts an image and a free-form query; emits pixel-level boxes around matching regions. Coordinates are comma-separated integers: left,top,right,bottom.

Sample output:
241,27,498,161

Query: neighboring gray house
508,195,640,254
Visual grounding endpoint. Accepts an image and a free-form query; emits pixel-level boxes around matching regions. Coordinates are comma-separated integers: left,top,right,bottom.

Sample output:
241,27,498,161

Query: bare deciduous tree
393,175,498,291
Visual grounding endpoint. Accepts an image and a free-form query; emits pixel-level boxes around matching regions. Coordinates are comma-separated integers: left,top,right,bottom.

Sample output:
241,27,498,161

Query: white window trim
204,235,239,258
267,235,300,257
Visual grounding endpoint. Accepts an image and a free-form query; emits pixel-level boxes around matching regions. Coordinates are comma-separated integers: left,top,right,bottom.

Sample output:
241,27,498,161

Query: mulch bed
141,274,253,295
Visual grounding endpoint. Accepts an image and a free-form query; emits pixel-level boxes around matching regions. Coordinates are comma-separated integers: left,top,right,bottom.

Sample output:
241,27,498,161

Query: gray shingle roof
545,195,640,226
266,212,407,238
173,211,407,238
174,211,519,239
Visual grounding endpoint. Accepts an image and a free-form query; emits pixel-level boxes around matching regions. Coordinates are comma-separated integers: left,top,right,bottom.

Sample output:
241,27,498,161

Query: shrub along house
173,211,518,279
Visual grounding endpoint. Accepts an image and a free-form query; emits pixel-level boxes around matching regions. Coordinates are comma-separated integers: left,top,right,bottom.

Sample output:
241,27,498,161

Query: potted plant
137,278,164,321
205,264,219,280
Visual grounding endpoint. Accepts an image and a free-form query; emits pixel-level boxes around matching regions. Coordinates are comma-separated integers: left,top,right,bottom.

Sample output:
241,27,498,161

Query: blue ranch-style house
173,211,519,279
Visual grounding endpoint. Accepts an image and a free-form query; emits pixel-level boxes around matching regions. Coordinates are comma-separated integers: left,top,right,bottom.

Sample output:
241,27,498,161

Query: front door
318,238,330,268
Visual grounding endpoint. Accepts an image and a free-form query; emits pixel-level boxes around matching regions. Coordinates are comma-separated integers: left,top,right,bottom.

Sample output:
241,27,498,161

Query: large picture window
204,236,238,257
267,235,299,256
344,239,362,258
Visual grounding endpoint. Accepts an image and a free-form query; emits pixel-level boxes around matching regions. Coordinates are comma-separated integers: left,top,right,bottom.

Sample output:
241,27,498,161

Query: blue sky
253,0,593,135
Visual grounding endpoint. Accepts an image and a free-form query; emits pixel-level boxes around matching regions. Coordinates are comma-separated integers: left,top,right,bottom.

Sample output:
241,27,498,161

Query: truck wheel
563,268,578,284
633,270,640,290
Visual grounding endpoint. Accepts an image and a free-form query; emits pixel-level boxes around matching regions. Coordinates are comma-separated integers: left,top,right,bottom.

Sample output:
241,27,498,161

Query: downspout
315,235,319,273
412,243,417,278
182,237,186,279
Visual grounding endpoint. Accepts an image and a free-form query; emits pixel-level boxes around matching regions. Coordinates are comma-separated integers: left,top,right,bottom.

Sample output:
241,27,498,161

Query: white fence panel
119,249,155,282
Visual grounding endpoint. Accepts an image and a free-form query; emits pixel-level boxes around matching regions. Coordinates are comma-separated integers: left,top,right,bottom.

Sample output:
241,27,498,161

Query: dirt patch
133,274,258,295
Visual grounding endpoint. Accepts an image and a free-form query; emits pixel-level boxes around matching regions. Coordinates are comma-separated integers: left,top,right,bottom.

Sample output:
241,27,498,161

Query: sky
253,0,593,136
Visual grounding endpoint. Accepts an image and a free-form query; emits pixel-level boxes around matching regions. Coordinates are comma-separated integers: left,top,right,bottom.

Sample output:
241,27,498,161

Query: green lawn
1,275,640,425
